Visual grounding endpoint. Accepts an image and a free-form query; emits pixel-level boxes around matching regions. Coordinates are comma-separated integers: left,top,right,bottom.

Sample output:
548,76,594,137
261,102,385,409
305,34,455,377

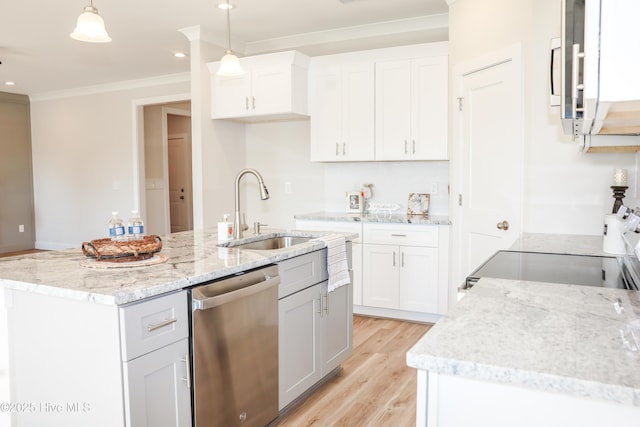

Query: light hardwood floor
275,315,433,427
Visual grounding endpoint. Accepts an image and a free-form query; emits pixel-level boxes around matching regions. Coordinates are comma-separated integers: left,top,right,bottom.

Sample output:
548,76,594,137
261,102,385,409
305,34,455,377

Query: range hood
554,0,640,151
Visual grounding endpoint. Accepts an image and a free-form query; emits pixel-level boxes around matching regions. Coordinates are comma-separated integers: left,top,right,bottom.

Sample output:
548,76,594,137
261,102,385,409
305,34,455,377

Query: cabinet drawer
278,249,328,299
363,223,438,247
119,291,189,361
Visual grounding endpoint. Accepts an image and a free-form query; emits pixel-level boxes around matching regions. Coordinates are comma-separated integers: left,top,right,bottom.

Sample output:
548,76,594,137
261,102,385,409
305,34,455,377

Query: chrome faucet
233,168,270,239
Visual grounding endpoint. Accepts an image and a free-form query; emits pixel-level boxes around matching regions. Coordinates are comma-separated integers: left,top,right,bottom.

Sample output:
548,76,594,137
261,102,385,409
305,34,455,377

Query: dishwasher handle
192,274,280,311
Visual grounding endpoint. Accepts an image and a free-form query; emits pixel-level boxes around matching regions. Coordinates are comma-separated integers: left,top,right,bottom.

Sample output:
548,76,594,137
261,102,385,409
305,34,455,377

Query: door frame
449,43,524,297
131,93,190,234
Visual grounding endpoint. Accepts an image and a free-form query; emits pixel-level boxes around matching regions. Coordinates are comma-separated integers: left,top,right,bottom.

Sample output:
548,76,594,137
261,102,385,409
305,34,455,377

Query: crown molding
29,73,190,102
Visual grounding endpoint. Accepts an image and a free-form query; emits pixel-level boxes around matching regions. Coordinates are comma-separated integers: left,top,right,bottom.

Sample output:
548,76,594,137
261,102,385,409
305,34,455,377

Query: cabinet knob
497,220,509,231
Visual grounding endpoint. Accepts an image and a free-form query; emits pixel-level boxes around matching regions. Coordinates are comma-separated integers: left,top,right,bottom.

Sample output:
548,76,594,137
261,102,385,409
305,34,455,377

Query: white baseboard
353,305,443,324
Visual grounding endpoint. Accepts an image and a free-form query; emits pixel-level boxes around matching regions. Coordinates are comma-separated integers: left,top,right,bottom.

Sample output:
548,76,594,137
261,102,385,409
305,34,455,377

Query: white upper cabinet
375,55,448,160
310,60,375,161
208,50,310,122
309,42,448,162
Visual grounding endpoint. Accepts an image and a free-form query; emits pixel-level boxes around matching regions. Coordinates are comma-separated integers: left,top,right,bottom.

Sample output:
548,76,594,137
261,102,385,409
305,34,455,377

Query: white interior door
168,114,193,233
457,48,523,278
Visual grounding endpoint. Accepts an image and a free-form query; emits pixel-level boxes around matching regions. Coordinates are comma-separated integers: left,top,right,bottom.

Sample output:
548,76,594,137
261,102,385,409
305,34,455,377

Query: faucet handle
254,222,268,235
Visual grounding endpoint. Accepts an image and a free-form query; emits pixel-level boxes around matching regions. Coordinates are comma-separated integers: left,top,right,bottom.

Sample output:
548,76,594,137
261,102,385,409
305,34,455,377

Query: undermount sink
227,235,313,250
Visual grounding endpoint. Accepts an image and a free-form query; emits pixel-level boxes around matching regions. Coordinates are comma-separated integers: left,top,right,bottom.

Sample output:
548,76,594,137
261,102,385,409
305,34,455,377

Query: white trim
244,14,448,55
29,73,190,102
353,305,442,324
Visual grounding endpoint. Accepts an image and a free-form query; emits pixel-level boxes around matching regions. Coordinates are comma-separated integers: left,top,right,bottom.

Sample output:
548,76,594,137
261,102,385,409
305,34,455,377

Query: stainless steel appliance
465,250,639,291
191,265,279,427
553,0,640,149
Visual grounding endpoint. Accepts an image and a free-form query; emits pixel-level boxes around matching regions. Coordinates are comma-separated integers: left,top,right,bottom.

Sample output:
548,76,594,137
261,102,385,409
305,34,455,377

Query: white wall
448,0,637,236
245,120,450,230
30,80,189,249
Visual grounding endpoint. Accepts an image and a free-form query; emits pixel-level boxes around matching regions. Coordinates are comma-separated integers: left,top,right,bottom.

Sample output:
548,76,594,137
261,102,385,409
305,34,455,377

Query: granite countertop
407,278,640,406
295,211,451,225
407,232,640,407
0,228,355,306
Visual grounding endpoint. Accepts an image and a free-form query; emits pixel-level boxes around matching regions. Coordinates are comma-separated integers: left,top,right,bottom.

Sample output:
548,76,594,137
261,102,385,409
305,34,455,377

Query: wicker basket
81,235,162,262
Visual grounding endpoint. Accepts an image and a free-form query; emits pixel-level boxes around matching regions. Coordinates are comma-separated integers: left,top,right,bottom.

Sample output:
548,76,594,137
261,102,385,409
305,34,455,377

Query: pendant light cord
226,0,232,54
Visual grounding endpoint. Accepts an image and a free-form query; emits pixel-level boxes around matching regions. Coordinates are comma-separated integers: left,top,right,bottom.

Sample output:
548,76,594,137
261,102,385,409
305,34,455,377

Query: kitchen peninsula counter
0,228,354,305
407,234,640,426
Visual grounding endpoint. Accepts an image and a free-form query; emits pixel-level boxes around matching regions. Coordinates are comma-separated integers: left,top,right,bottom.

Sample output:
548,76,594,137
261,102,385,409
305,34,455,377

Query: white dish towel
319,234,351,292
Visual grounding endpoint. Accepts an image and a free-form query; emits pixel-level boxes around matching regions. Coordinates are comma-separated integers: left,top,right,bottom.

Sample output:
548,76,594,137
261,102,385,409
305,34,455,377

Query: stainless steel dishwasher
190,265,279,427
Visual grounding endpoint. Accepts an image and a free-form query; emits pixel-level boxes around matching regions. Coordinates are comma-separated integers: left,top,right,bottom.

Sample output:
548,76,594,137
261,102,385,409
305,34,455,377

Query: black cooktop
465,250,637,290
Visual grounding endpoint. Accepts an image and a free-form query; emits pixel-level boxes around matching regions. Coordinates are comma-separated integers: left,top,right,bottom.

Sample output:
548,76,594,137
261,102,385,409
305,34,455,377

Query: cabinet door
321,281,353,374
123,338,191,427
310,66,343,161
341,62,375,161
278,284,322,410
251,65,292,115
375,59,412,160
212,73,251,118
411,55,448,160
399,246,439,314
362,244,399,309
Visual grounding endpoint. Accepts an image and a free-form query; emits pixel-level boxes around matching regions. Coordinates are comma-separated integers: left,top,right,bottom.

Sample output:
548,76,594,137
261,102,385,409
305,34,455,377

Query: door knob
497,220,509,230
180,196,185,200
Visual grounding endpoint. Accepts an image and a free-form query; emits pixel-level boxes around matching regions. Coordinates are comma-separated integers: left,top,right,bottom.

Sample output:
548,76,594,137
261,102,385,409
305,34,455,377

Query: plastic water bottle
108,212,126,242
127,210,145,241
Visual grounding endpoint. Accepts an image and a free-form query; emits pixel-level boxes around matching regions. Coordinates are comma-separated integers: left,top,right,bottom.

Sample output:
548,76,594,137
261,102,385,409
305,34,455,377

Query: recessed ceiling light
174,52,187,58
5,81,15,86
217,2,235,10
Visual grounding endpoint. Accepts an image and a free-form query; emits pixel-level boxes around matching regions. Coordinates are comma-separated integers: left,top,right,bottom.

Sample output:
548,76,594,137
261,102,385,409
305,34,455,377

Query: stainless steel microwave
551,0,640,149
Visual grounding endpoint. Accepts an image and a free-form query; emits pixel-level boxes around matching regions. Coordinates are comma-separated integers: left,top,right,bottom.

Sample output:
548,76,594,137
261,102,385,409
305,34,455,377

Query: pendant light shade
218,51,244,76
70,1,112,43
217,1,244,76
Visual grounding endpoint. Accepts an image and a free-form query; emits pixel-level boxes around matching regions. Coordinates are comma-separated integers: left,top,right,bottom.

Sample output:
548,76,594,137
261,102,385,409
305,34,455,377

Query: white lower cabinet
363,244,438,313
122,338,191,427
362,223,446,316
278,250,353,410
119,290,191,427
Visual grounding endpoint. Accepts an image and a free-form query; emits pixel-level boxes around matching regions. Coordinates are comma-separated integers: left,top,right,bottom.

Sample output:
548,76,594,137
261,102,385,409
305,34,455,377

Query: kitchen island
0,228,355,427
407,233,640,426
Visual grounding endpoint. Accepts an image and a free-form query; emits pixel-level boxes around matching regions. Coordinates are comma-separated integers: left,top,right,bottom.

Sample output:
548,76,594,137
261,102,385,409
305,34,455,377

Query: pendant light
70,0,112,43
217,0,244,76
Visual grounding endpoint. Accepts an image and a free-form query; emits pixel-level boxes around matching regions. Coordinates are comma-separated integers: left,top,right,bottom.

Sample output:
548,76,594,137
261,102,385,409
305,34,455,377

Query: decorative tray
81,235,162,262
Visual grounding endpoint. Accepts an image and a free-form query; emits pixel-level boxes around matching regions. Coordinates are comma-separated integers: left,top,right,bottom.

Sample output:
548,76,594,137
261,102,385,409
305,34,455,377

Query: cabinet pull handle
336,142,339,156
393,251,396,267
245,96,249,110
252,96,256,110
412,140,416,154
342,142,346,156
181,354,191,389
404,140,408,154
391,234,407,237
402,252,405,267
147,318,177,332
316,297,322,316
323,293,329,316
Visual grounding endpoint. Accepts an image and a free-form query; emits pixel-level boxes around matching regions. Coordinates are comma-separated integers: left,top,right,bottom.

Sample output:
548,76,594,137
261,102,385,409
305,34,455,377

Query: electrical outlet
431,183,438,194
18,224,24,233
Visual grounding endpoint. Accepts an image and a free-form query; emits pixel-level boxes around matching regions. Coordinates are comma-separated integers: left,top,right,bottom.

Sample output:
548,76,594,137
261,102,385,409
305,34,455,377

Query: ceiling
0,0,448,96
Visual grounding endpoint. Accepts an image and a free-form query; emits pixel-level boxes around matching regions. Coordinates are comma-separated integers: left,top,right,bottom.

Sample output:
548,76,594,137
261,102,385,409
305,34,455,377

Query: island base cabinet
418,371,640,427
123,338,191,427
278,281,352,410
5,289,125,427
